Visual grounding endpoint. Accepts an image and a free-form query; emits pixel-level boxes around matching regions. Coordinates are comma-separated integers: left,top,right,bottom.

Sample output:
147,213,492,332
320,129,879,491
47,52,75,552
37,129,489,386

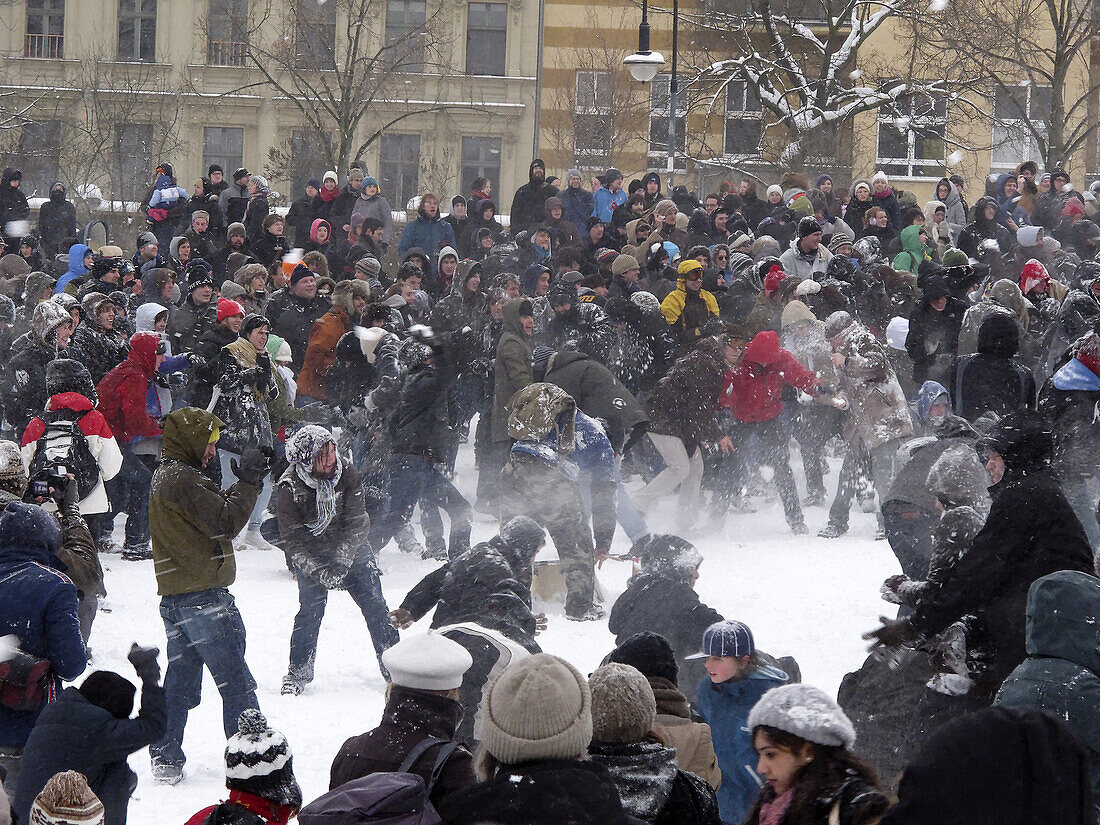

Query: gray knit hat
479,653,592,764
589,663,656,744
747,683,857,749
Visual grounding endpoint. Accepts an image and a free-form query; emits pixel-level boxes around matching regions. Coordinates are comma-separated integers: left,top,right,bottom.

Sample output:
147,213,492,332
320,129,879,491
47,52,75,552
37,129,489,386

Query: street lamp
625,0,677,190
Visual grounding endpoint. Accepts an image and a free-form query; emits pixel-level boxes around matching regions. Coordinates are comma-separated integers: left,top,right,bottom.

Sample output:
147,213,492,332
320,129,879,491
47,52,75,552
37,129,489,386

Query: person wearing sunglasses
660,260,720,352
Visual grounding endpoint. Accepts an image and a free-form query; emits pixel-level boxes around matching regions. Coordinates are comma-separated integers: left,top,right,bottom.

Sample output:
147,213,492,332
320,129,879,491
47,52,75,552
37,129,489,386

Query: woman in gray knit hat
436,653,631,825
744,684,887,825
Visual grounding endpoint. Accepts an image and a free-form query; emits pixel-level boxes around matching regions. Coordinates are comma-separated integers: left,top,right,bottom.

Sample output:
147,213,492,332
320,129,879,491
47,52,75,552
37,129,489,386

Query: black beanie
798,215,823,239
78,671,136,719
45,358,96,403
607,631,679,685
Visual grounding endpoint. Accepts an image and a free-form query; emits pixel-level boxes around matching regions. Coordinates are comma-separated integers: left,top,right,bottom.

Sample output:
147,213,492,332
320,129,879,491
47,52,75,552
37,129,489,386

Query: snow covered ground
85,437,900,821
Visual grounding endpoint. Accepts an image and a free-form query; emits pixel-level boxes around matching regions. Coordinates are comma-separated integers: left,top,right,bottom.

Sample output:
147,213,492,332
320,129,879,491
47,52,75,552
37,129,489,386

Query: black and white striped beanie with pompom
224,709,303,809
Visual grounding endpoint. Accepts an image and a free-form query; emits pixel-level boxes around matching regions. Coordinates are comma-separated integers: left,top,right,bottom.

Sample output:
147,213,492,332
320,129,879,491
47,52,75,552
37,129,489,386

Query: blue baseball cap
685,619,755,659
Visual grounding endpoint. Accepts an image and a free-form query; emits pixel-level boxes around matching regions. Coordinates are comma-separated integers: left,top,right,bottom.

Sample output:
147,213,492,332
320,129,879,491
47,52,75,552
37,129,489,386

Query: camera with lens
30,460,69,500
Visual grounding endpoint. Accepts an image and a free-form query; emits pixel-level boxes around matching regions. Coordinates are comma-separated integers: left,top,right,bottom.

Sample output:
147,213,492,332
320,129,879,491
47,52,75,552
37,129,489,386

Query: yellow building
535,0,1099,204
0,0,539,210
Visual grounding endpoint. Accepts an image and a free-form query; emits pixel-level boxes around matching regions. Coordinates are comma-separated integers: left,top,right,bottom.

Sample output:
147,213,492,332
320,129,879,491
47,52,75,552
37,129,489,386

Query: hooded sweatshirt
892,224,931,273
55,244,92,294
721,330,818,422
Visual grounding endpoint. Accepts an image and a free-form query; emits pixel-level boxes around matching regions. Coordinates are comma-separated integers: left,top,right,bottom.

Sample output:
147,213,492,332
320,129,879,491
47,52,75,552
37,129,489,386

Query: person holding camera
0,486,91,796
13,643,165,825
146,407,270,786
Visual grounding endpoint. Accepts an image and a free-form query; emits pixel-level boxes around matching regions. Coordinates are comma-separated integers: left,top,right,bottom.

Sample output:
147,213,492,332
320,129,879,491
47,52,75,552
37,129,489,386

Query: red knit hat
1076,332,1100,377
217,298,245,323
1061,199,1086,218
1020,259,1050,296
763,265,786,297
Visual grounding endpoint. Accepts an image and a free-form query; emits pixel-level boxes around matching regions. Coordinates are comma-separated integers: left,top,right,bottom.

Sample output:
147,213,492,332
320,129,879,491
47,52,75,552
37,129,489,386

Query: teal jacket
695,664,788,824
996,570,1100,821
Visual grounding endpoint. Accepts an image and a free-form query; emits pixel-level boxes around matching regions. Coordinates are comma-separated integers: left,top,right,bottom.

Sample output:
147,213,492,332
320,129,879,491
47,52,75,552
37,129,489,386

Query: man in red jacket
97,331,166,559
717,330,833,534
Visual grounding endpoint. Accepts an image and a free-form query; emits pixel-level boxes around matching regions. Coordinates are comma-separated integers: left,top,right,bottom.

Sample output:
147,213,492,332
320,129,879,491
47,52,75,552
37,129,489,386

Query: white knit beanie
479,653,593,764
766,184,783,199
747,684,857,749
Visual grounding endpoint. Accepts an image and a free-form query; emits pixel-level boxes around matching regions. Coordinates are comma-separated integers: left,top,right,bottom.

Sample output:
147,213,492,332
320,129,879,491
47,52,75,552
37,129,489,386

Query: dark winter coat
491,299,533,442
0,503,87,748
285,195,316,247
329,685,477,806
37,187,78,256
68,319,129,385
746,771,889,825
562,184,595,232
540,301,615,365
429,267,486,336
437,759,631,825
644,338,727,452
954,313,1035,422
957,197,1017,258
265,291,331,373
389,348,456,464
4,338,62,434
905,290,966,385
907,412,1094,697
398,206,457,279
210,338,277,454
0,169,30,236
1038,359,1100,483
399,536,539,651
539,349,648,453
167,295,218,355
243,192,270,245
275,459,368,584
996,571,1100,820
509,161,556,233
149,408,259,596
884,415,978,514
14,683,167,825
251,230,288,268
609,574,722,703
587,740,721,825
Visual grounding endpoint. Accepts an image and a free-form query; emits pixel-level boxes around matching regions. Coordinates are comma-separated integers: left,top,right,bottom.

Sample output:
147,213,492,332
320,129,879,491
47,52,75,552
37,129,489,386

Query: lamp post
624,0,678,191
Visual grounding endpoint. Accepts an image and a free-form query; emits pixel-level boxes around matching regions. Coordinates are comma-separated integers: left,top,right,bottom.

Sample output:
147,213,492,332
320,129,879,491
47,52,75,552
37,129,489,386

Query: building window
380,133,421,209
466,2,506,75
289,129,333,201
111,123,153,202
208,0,248,66
25,0,65,59
386,0,426,72
203,126,244,178
724,80,763,156
573,70,612,167
18,120,61,196
991,84,1049,172
876,92,947,178
295,0,336,69
118,0,157,62
461,136,501,194
648,74,687,161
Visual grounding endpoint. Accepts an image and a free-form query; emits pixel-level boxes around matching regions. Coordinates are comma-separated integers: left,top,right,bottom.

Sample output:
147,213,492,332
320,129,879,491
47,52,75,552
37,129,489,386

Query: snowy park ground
85,436,900,821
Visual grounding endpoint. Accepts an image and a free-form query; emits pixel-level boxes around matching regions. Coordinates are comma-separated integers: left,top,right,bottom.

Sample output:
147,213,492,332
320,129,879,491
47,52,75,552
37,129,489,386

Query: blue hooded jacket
916,379,951,422
55,243,91,293
695,664,788,824
0,502,87,747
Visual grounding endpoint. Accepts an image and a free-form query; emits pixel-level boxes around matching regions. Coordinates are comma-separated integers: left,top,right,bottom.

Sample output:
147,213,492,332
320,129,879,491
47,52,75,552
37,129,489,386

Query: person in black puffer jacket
609,535,723,703
588,663,721,825
67,292,129,385
954,312,1035,422
904,276,967,386
37,182,78,257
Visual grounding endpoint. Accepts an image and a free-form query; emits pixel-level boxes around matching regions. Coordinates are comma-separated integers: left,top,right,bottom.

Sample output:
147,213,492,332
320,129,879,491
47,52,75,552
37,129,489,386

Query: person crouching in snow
690,620,788,825
714,329,838,534
500,382,603,622
185,710,302,825
744,684,888,825
276,425,398,695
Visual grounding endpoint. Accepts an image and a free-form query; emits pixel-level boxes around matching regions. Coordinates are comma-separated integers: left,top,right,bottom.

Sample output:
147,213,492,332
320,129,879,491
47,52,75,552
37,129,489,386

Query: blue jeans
288,555,398,679
370,454,472,557
150,589,259,770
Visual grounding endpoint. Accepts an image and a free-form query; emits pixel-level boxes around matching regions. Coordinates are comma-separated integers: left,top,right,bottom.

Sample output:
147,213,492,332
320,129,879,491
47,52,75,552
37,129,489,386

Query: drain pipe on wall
532,0,546,158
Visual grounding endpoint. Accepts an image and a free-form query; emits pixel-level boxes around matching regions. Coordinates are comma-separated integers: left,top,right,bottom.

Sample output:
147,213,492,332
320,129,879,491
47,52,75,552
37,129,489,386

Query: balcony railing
208,40,248,66
24,33,64,59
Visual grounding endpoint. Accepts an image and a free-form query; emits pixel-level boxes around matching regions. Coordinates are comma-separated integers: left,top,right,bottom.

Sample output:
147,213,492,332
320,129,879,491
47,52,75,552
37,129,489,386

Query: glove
318,563,350,590
514,230,530,245
862,616,916,651
232,447,272,485
239,366,265,385
128,643,162,684
255,351,273,382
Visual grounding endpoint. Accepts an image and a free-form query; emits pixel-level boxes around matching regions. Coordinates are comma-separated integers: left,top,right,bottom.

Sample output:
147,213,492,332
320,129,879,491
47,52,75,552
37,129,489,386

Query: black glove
255,351,273,382
49,474,79,514
232,447,272,485
862,616,916,650
239,366,265,385
128,643,162,684
318,563,350,590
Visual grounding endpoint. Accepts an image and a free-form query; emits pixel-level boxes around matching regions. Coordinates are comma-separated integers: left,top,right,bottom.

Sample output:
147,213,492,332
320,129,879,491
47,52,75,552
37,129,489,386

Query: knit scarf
759,788,795,825
294,458,342,536
319,185,340,203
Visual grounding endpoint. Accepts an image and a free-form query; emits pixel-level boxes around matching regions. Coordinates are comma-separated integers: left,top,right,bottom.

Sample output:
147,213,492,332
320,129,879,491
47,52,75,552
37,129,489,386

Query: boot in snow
121,542,152,561
281,674,305,696
394,523,425,556
818,523,847,539
567,605,606,622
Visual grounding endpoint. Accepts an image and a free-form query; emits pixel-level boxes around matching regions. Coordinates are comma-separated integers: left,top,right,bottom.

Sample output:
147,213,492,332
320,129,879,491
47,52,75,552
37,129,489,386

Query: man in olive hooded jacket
147,407,270,785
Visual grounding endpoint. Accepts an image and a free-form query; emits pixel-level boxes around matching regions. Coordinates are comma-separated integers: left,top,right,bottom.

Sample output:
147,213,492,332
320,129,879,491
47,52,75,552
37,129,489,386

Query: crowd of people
0,153,1099,824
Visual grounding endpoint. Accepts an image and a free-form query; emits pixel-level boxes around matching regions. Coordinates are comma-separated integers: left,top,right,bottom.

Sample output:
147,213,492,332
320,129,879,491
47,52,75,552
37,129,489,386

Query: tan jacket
649,678,722,790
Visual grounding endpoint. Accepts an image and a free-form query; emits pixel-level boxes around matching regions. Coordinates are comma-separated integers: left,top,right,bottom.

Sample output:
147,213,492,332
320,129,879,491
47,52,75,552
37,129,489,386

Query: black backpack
298,737,460,825
27,409,101,501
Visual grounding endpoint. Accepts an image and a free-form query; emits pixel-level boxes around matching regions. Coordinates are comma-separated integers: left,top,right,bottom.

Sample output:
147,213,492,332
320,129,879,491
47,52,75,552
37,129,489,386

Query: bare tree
903,0,1100,170
541,7,651,173
675,0,948,171
208,0,492,175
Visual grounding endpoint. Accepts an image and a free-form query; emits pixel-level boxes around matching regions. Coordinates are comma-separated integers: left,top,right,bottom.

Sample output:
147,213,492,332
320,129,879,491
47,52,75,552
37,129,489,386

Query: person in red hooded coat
714,330,835,533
